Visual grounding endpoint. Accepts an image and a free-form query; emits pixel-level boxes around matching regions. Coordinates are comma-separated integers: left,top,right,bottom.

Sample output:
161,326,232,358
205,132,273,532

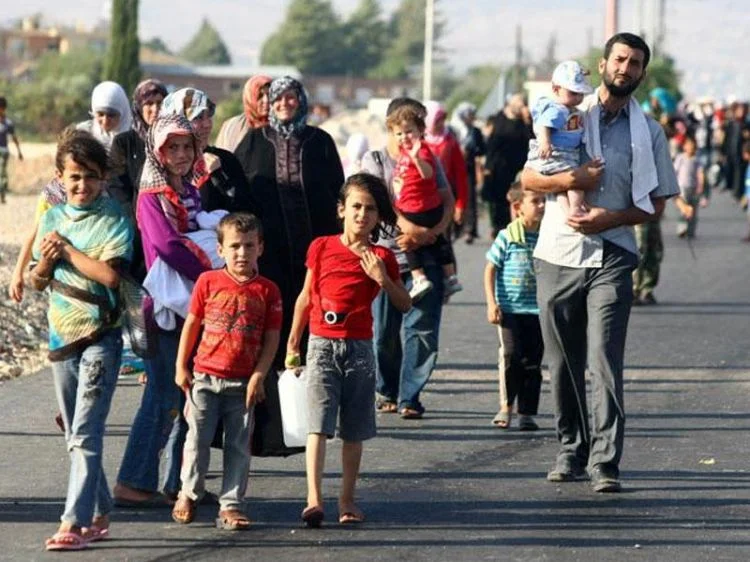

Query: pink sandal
45,531,89,551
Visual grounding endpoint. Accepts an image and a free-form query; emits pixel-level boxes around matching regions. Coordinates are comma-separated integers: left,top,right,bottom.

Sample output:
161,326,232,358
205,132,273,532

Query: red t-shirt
190,269,283,379
306,236,399,340
394,145,443,214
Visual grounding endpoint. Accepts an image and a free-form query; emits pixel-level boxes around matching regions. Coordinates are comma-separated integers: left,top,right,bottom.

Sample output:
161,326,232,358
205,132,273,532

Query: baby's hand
538,139,552,160
408,139,422,159
360,250,386,285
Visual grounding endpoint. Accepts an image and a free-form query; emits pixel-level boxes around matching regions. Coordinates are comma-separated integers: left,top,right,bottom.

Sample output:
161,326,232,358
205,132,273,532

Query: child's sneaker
443,275,463,299
409,276,433,302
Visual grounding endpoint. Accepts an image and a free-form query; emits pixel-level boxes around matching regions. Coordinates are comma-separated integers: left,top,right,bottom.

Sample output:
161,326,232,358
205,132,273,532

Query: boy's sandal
171,496,196,524
492,410,512,429
45,531,89,551
216,509,252,531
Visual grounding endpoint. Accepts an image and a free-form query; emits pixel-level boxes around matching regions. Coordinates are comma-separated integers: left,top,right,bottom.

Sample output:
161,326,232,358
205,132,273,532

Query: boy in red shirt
387,104,462,302
172,213,282,530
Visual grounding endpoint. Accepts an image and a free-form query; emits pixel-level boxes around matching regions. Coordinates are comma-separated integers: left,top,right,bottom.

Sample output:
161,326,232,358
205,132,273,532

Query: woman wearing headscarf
77,81,132,153
424,101,468,230
449,102,486,243
108,79,168,284
109,80,168,220
234,77,342,370
233,77,342,455
114,110,211,507
215,75,272,152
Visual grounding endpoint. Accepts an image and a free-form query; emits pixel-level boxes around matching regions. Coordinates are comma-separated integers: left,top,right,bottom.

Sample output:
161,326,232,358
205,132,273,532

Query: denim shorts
306,335,377,442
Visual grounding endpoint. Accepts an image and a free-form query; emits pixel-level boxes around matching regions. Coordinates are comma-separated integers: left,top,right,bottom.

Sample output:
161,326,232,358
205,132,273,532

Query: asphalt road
1,192,750,561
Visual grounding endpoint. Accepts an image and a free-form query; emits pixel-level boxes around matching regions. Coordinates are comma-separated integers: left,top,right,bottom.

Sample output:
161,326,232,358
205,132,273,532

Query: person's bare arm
285,270,312,364
566,196,667,235
483,263,501,325
409,141,434,179
246,329,280,407
521,159,605,194
538,127,553,159
9,226,37,302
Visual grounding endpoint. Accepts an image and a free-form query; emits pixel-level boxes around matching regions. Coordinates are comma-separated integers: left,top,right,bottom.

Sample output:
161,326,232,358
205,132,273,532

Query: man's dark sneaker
546,466,587,483
589,464,622,493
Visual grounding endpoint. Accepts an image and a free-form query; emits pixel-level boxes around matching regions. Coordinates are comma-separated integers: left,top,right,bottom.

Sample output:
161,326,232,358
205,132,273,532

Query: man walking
522,33,679,493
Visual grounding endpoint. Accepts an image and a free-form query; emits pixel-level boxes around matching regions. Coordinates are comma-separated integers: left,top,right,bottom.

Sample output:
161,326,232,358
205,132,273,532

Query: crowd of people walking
2,30,748,552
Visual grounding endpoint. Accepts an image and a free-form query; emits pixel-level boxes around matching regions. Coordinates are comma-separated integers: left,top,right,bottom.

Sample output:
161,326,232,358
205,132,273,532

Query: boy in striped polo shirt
483,184,546,430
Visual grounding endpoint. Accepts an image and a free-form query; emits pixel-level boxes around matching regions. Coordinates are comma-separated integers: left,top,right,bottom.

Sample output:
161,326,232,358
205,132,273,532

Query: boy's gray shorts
305,335,377,442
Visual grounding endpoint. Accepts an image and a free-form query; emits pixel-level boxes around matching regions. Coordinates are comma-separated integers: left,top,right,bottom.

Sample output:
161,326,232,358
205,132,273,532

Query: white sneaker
409,277,433,302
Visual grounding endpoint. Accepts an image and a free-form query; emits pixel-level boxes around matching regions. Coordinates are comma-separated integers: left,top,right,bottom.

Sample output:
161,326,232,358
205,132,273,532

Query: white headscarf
344,133,369,177
449,101,476,144
79,81,132,152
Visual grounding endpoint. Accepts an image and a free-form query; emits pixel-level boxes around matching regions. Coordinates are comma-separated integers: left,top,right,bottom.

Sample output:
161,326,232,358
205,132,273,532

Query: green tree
342,0,387,77
180,18,232,65
143,37,172,54
260,0,345,75
444,65,502,111
371,0,445,79
102,0,141,94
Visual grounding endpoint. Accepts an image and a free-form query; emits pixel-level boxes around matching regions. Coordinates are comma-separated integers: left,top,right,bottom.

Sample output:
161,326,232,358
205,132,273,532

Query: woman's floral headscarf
268,76,309,139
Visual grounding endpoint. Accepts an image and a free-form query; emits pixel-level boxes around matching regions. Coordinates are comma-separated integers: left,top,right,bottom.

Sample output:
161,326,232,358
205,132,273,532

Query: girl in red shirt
387,104,463,302
285,173,411,528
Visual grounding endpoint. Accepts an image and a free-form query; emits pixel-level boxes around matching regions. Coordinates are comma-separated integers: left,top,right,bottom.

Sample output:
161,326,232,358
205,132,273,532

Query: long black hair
339,173,397,243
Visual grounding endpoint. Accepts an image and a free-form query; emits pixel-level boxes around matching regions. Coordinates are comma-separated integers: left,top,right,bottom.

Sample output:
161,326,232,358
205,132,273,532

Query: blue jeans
52,329,122,527
117,328,185,495
373,264,443,410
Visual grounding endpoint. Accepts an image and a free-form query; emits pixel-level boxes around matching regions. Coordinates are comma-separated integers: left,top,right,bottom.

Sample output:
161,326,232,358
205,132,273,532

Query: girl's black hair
55,127,109,176
339,173,397,243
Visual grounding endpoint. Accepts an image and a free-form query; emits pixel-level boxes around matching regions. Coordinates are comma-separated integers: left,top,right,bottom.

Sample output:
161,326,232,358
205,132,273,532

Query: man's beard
602,70,642,98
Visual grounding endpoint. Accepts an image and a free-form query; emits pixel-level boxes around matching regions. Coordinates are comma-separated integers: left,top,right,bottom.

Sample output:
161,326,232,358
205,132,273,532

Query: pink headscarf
243,75,272,129
424,101,448,144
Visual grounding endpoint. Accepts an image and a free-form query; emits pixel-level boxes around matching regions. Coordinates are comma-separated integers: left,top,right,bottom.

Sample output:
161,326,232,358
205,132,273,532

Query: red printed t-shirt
394,145,443,214
307,236,399,340
189,269,283,379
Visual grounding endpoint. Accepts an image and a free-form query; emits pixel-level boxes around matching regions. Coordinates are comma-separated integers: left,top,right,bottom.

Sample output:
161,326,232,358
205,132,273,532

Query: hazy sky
3,0,747,99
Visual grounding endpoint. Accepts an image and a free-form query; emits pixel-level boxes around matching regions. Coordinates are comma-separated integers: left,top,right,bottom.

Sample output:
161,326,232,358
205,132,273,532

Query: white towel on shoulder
582,92,657,214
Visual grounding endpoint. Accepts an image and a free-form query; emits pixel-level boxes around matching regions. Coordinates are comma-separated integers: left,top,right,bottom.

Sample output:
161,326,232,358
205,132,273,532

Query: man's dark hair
386,97,426,119
0,96,6,109
604,32,651,69
217,212,263,244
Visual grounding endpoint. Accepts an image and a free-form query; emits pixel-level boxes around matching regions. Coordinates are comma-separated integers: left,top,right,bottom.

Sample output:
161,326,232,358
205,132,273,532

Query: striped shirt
486,227,539,315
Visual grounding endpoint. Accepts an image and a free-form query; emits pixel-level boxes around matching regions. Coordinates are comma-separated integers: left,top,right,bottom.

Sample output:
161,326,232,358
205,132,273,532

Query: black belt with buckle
323,311,348,325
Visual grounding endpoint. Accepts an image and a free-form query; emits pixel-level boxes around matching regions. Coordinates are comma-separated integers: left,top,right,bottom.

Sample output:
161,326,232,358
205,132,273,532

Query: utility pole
423,0,434,102
513,24,522,93
605,0,618,40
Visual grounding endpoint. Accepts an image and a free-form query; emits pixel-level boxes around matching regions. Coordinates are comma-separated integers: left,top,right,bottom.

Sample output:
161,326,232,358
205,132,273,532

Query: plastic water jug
277,368,308,448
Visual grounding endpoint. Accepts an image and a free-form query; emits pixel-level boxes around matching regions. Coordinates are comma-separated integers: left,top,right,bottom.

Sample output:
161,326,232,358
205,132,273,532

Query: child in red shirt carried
285,173,411,528
387,104,463,302
172,212,282,531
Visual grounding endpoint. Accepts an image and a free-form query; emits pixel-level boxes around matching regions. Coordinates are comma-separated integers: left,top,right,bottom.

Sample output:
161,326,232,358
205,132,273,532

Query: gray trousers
180,373,254,511
535,242,637,473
